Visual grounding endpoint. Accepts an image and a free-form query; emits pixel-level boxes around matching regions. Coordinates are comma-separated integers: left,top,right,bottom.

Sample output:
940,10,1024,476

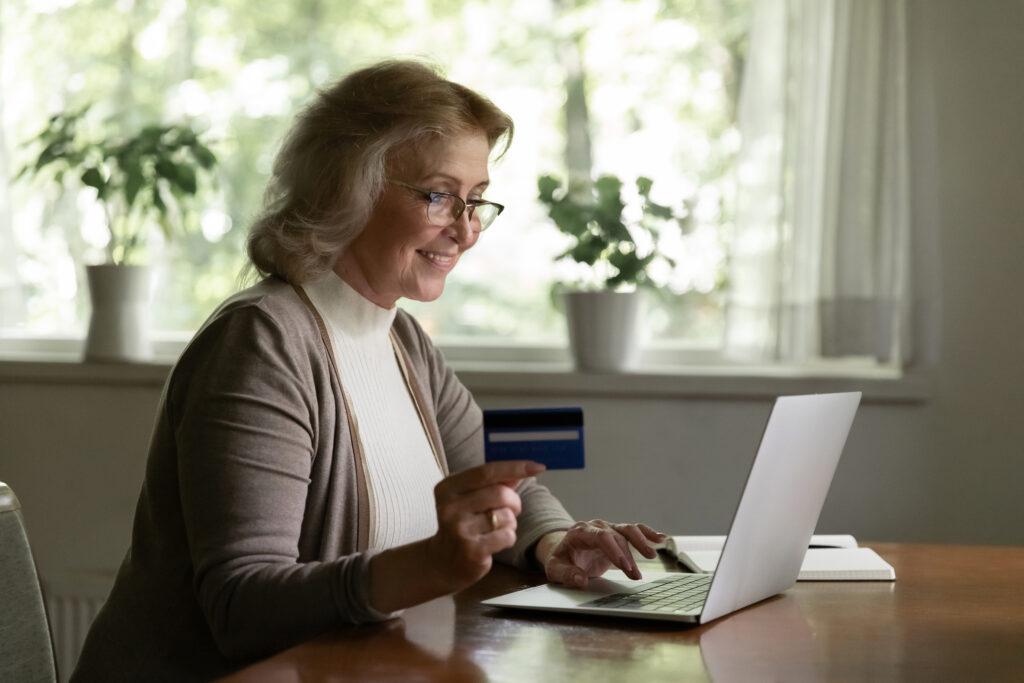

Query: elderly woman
72,60,665,681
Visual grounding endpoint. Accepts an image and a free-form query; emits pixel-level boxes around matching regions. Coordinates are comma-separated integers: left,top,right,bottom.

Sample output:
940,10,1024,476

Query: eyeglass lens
426,195,499,230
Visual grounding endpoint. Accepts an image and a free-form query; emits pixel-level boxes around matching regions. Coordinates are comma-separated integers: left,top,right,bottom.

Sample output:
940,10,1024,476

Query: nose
445,210,477,248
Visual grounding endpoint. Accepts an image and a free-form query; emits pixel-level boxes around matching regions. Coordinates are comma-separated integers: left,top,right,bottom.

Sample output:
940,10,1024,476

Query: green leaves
20,107,90,180
538,172,685,290
192,144,217,170
123,162,145,207
636,175,674,220
151,184,174,241
606,249,654,289
80,167,106,194
17,105,219,263
635,176,653,195
594,175,623,200
568,234,605,265
174,163,198,194
155,158,197,194
538,174,560,203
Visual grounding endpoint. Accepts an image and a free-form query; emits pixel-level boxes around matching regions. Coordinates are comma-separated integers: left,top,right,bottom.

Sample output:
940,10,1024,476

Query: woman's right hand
424,460,546,593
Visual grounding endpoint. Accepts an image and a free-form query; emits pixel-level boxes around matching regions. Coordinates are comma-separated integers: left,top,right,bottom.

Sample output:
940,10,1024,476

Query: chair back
0,481,58,683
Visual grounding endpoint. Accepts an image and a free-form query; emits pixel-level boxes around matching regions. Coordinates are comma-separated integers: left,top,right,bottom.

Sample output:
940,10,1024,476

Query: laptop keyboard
581,574,712,614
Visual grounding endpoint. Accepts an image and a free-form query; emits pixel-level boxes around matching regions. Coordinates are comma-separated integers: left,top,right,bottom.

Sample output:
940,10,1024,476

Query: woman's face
335,130,492,308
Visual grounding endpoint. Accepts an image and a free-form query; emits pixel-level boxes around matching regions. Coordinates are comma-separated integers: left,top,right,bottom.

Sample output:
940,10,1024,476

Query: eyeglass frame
388,179,505,231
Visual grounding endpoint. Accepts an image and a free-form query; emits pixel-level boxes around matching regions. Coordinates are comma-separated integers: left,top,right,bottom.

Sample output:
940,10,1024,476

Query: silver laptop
483,392,861,624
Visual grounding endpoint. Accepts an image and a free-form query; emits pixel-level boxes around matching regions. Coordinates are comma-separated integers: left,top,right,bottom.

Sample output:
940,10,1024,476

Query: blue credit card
483,407,585,470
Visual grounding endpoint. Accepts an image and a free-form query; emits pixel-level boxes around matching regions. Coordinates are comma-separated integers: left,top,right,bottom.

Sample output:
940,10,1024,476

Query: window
1,0,754,359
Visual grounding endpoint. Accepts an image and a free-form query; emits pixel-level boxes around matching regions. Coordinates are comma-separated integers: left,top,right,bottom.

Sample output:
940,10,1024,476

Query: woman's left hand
538,521,667,589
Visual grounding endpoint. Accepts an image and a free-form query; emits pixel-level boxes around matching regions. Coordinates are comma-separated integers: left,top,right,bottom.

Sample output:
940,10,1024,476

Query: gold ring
490,510,500,531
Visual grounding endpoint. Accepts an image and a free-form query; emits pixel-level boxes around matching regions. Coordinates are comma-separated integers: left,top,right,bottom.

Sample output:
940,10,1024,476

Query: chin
407,283,446,303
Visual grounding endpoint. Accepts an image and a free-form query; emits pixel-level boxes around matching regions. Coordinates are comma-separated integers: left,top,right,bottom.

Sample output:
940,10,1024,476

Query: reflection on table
220,544,1024,682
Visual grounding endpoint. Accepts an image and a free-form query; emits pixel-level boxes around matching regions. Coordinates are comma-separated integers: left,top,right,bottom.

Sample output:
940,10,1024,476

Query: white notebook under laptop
483,392,863,624
673,547,895,581
663,534,894,581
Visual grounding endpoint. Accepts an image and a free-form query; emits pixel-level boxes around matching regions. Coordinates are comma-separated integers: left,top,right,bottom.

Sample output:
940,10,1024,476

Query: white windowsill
0,352,930,403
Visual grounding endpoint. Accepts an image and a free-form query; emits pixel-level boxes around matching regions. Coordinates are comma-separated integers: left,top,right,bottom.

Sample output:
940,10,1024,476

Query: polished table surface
220,544,1024,682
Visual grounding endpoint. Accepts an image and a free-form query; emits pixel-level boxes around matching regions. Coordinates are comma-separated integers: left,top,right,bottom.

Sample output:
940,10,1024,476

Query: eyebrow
421,173,490,191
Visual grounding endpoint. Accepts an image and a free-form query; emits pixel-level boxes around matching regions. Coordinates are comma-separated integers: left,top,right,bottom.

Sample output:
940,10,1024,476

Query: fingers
426,467,543,593
574,522,640,580
437,461,546,500
429,463,536,582
539,521,670,594
440,523,517,570
602,530,642,580
437,484,522,524
637,523,668,543
475,523,518,556
427,505,519,586
475,506,518,554
546,557,590,590
474,507,518,536
447,507,519,538
612,523,661,559
492,507,517,530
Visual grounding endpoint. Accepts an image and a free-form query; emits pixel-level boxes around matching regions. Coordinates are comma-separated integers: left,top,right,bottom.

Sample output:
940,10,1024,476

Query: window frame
0,330,900,381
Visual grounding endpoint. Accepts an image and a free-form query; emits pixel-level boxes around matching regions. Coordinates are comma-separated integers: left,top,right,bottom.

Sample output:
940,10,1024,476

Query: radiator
42,572,113,683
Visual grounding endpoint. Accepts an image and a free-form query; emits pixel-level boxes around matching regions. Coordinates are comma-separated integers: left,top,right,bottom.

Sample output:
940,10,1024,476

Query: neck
333,253,396,309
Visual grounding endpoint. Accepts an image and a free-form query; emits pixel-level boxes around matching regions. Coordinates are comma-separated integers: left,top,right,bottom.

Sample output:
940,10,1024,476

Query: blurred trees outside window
0,0,750,349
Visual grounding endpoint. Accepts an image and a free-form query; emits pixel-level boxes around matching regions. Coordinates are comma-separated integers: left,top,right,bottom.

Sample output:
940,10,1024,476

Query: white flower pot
83,264,153,362
563,290,641,372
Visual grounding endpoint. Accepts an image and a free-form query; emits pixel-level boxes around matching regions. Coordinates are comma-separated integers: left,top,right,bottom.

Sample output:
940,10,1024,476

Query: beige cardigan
72,277,574,681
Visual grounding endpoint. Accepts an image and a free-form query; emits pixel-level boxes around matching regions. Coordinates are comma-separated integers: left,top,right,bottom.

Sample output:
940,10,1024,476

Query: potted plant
538,174,684,371
18,105,217,362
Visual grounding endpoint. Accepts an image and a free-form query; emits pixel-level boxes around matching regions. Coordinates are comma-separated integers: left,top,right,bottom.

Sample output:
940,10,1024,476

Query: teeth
418,250,455,264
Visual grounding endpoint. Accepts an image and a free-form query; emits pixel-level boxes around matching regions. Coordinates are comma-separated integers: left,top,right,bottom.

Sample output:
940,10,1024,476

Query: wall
476,390,941,541
912,0,1024,542
1,0,1022,592
0,373,939,582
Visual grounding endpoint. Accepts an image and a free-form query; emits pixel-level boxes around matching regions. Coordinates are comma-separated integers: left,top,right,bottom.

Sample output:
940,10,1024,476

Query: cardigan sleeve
397,312,575,570
170,303,394,663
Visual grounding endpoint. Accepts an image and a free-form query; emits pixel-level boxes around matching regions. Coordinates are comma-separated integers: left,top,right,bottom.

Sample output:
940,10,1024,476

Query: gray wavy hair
246,60,514,284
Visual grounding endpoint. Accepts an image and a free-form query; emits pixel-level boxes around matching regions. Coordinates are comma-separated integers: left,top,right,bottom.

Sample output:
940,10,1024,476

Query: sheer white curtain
726,0,936,366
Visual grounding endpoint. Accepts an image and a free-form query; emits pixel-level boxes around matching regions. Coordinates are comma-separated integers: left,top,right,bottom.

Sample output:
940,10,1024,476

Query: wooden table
220,544,1024,682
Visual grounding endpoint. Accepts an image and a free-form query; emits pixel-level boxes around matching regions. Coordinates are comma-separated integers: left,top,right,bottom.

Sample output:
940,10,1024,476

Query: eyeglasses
389,180,504,231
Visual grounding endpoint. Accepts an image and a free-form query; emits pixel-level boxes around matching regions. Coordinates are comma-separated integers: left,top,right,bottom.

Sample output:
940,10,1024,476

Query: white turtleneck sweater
302,272,443,550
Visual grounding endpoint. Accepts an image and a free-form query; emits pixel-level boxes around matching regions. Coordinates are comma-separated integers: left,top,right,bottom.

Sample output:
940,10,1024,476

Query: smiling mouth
417,250,457,269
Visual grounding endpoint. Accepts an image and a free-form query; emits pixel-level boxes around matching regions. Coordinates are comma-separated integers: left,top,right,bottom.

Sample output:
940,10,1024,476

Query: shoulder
170,278,329,395
206,277,318,339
